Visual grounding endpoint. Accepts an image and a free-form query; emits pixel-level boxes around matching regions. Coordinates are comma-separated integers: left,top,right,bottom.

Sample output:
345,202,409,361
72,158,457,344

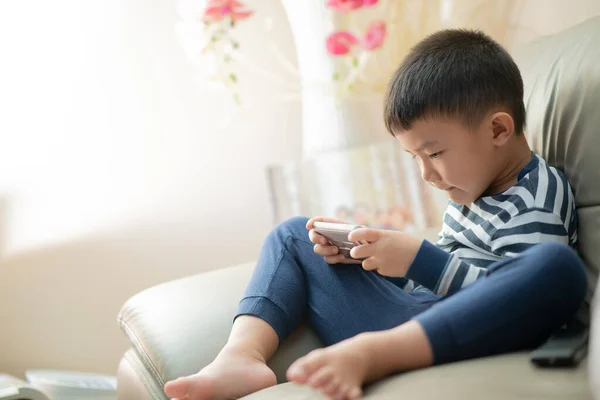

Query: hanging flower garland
325,0,387,92
177,0,388,101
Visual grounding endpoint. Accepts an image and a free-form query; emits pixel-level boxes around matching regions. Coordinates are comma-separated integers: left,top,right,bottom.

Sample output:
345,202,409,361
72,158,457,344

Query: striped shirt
405,152,578,296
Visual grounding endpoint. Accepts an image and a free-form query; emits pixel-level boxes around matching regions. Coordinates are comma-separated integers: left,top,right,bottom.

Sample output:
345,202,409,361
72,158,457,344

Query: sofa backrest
513,17,600,303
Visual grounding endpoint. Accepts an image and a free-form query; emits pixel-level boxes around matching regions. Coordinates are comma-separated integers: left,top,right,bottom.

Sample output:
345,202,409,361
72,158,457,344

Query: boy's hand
347,228,423,277
307,216,363,265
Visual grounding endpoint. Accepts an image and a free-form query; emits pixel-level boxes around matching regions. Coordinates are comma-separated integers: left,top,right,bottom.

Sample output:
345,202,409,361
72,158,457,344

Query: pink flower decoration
203,0,253,22
326,31,360,55
363,20,386,50
327,0,364,13
327,0,379,12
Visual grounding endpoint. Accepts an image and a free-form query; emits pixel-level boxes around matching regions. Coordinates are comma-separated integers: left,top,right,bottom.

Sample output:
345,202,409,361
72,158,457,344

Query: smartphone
312,221,368,260
530,321,589,367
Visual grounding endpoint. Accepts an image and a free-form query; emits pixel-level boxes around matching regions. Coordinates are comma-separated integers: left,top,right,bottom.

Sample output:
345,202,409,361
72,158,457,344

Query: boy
164,29,587,400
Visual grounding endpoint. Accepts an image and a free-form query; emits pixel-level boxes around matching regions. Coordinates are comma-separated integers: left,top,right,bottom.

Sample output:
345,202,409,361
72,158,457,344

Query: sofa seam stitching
118,316,166,390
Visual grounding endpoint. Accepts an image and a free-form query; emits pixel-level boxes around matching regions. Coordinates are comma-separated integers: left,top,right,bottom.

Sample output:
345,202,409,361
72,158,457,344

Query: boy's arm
407,209,571,296
405,241,487,296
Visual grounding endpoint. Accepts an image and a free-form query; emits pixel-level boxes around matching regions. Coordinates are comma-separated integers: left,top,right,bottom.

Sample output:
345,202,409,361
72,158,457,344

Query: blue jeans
236,217,587,364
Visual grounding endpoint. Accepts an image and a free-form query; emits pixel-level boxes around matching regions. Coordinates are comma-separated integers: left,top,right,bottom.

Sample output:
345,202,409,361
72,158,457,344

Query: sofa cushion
243,353,591,400
513,17,600,301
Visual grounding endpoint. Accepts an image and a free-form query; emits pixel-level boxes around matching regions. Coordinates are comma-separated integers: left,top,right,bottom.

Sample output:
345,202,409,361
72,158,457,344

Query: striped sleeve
406,241,488,296
491,208,569,256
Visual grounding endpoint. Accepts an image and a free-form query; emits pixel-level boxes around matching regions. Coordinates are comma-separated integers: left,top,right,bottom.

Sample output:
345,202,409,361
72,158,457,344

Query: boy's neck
484,135,532,196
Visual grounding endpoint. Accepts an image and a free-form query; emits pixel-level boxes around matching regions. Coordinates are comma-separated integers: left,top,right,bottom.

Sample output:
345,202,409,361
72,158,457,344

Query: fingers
314,243,339,257
325,249,376,267
341,257,364,265
311,233,361,263
324,254,363,264
324,254,343,264
308,229,329,245
306,217,319,230
348,228,380,243
361,256,379,271
349,242,376,260
307,222,366,265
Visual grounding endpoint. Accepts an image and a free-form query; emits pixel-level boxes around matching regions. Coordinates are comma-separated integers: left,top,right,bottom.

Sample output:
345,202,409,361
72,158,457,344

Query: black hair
384,29,526,135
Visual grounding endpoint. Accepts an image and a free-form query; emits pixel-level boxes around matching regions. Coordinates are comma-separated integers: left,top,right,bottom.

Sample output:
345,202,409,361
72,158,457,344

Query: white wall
0,0,300,377
0,0,599,380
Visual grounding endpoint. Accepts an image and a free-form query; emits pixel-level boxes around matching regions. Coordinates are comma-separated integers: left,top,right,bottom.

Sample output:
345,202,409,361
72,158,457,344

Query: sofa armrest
117,263,254,391
117,262,323,394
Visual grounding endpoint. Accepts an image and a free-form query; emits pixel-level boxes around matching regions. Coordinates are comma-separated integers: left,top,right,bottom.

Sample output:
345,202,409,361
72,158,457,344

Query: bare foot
286,336,375,400
286,321,433,399
164,345,277,400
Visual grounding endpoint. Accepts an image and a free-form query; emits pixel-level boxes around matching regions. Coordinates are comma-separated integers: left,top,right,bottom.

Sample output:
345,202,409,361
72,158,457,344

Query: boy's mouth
443,187,455,192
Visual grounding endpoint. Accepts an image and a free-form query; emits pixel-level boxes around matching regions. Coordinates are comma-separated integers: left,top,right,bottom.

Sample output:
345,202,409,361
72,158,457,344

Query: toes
321,377,341,398
164,376,193,398
164,375,210,400
333,385,350,400
348,386,362,399
287,349,327,384
286,365,307,383
183,376,216,400
306,366,335,389
332,385,362,400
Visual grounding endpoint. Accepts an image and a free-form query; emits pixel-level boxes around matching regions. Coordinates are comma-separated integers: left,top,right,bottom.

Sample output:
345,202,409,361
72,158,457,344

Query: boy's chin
446,189,472,205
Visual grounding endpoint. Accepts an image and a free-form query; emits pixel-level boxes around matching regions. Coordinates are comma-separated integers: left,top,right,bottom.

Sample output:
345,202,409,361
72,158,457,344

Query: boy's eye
429,151,442,159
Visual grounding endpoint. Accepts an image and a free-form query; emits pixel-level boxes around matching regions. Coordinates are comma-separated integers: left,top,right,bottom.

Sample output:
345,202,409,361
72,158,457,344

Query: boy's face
396,119,498,205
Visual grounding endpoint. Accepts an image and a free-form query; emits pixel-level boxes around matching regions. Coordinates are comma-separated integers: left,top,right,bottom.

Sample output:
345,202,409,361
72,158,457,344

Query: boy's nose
420,161,440,184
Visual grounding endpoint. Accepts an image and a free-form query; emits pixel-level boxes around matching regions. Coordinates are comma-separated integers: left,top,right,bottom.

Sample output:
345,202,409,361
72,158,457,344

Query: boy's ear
489,112,515,146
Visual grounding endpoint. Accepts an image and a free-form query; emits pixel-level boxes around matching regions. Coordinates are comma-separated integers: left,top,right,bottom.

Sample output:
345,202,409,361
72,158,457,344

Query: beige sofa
116,17,600,400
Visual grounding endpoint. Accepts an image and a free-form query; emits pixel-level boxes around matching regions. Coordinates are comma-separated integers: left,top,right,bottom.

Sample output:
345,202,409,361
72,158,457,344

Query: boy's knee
280,216,310,231
534,242,579,268
531,242,587,297
271,216,310,240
